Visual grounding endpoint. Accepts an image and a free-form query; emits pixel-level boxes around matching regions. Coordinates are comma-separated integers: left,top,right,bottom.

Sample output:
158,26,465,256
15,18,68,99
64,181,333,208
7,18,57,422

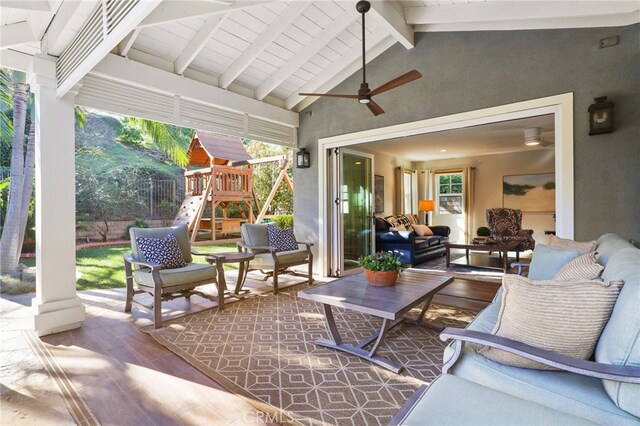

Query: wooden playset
173,132,292,243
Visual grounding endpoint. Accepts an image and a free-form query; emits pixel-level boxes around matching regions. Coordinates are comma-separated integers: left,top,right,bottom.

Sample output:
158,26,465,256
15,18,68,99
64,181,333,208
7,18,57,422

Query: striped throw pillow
479,274,624,370
554,251,604,281
549,235,597,254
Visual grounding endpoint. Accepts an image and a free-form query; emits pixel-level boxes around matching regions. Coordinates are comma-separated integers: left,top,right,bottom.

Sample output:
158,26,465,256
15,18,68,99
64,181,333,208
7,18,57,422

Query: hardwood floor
434,278,500,311
5,272,499,425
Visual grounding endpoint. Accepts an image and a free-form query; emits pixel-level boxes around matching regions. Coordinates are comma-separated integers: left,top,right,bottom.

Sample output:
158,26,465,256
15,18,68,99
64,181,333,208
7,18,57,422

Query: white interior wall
414,149,557,245
358,148,412,217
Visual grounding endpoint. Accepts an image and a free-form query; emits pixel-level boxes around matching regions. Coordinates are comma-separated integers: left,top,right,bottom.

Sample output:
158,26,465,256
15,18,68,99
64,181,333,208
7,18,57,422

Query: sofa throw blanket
267,224,298,251
136,233,187,269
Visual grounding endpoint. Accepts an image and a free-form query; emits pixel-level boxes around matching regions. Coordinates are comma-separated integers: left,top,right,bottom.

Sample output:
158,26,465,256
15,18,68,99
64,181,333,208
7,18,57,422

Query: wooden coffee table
445,240,520,273
298,270,453,373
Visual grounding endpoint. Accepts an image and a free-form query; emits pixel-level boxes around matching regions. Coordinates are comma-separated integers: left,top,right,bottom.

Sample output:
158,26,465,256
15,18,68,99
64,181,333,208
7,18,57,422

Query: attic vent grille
56,0,139,88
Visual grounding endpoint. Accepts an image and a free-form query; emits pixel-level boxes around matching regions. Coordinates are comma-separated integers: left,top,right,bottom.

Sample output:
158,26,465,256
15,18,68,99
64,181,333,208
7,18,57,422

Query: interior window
437,173,463,215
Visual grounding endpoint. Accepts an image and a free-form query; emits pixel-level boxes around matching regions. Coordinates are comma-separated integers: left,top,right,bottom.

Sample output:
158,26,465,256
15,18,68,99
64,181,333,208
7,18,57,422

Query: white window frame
436,172,464,215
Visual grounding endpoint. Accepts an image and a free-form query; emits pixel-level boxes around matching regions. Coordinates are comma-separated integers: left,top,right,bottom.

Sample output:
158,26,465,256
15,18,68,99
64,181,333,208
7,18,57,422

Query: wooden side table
206,252,255,304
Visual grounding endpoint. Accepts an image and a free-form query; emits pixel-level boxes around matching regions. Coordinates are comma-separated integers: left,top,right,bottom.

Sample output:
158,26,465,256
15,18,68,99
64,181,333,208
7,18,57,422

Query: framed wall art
503,173,555,212
374,175,384,213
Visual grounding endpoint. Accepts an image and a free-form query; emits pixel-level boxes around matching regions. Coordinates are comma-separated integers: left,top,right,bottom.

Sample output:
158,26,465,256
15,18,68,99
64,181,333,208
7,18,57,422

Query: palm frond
75,107,87,129
128,117,189,166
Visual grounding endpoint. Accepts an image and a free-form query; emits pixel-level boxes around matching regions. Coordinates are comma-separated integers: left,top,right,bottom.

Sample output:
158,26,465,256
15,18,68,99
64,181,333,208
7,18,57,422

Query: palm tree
0,70,30,274
0,67,86,275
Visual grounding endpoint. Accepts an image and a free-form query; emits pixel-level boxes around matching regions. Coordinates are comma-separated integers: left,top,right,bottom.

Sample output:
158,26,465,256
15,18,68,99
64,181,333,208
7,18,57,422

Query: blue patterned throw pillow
136,233,187,269
267,224,298,252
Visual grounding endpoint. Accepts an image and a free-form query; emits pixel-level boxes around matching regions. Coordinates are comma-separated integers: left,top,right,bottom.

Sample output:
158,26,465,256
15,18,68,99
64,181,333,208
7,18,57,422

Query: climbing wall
172,195,206,230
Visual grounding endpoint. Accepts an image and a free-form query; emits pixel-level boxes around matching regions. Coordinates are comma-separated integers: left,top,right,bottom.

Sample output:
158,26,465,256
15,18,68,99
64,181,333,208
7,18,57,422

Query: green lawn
20,243,238,291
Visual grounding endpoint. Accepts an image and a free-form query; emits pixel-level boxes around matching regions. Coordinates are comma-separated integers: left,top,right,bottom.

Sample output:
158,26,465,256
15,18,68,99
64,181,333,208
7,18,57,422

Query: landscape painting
503,173,555,212
374,175,384,213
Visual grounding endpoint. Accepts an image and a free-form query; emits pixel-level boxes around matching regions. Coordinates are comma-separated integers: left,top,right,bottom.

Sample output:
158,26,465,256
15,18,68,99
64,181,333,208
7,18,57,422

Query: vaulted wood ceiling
1,0,638,117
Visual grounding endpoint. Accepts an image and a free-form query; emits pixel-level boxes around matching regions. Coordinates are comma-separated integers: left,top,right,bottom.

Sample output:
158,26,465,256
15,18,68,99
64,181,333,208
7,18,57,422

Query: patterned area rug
145,287,476,426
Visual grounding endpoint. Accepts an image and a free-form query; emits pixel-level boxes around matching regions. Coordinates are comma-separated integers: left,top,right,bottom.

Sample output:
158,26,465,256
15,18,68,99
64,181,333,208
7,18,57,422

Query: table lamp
418,199,435,225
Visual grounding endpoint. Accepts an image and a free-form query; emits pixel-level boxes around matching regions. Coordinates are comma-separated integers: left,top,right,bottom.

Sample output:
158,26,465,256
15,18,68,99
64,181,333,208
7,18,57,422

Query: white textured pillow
479,274,624,370
549,235,597,255
413,224,433,236
554,251,604,281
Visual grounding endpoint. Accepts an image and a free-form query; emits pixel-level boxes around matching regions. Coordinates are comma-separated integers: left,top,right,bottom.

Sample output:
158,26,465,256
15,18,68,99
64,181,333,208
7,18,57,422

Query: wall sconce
418,199,435,225
296,148,310,168
588,96,614,135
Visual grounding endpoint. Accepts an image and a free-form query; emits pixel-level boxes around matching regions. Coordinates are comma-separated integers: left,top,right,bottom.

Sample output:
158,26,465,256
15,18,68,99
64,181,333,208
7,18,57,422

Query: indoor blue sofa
374,216,450,266
391,233,640,425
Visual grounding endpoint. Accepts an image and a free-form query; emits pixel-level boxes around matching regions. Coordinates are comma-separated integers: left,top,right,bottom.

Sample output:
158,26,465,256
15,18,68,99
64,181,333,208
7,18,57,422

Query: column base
32,296,85,336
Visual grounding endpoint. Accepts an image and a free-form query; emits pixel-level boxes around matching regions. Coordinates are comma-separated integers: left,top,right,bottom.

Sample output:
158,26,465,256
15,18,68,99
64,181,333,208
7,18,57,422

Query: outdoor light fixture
524,127,541,146
588,96,614,135
418,199,435,225
296,148,310,168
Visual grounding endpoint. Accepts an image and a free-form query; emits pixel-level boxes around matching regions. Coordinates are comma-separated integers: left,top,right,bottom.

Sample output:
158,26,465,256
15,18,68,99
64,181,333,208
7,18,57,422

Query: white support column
29,55,84,336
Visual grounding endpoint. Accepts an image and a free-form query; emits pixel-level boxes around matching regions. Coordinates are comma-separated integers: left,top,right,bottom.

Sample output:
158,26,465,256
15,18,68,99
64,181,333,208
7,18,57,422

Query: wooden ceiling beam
286,31,394,111
405,1,640,25
174,14,228,75
255,5,356,101
118,28,141,57
137,1,271,29
369,0,413,49
219,1,311,89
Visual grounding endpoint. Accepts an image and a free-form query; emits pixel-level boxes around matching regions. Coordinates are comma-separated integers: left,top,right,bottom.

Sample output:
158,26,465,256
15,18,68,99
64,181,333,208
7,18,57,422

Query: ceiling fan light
359,98,371,104
524,127,541,146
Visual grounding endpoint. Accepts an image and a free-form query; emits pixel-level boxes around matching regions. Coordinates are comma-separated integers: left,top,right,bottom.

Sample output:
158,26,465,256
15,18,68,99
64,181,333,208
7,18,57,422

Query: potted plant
358,251,405,287
476,226,492,243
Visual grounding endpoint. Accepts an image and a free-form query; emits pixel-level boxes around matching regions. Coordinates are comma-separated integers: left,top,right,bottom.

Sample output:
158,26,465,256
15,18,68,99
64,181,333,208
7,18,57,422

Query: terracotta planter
363,269,399,287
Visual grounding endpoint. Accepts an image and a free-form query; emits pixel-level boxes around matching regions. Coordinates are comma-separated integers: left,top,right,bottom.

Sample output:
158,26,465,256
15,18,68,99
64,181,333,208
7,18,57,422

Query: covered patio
1,1,638,425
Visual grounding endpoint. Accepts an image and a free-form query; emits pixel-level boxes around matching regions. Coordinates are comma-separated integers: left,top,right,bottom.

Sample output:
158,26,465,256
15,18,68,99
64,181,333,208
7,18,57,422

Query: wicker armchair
486,208,535,252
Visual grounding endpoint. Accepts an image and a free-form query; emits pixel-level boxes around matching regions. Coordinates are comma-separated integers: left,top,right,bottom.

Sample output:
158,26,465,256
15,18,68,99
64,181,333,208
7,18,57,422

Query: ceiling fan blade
369,70,422,97
298,92,359,99
366,99,385,116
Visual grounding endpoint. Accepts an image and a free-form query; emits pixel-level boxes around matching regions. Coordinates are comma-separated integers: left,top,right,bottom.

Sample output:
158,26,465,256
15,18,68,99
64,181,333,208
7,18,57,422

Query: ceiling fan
299,0,422,116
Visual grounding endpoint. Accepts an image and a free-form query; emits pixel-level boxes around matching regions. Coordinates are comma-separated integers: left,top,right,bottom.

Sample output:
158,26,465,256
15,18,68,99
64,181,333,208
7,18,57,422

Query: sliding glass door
329,148,375,276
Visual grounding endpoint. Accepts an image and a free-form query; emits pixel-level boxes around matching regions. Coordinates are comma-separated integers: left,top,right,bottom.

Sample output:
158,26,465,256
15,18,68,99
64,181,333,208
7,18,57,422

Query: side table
206,252,255,304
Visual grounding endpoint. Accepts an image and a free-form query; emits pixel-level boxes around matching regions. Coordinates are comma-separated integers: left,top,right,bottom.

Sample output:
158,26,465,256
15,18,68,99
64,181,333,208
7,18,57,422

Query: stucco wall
295,24,640,266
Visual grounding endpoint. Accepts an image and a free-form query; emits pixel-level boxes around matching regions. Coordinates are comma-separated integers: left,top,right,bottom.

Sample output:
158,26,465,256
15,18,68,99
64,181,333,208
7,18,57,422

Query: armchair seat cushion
133,263,216,288
251,249,309,269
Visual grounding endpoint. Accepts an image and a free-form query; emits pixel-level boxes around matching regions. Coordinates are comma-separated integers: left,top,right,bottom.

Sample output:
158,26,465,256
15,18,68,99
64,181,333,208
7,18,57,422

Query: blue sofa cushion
394,375,597,426
596,233,636,267
444,335,640,425
596,247,640,418
527,244,579,280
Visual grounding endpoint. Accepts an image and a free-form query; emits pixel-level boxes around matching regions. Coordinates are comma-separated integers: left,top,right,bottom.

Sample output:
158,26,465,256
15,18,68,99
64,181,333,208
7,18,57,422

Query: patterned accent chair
486,208,535,252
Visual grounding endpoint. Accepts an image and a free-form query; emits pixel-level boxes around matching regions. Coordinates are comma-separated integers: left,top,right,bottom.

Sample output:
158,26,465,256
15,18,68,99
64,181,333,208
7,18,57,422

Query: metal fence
1,167,186,223
142,178,185,220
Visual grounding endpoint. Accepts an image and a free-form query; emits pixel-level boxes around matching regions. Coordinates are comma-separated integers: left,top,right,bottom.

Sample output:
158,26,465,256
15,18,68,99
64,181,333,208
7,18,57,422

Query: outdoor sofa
391,233,640,425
